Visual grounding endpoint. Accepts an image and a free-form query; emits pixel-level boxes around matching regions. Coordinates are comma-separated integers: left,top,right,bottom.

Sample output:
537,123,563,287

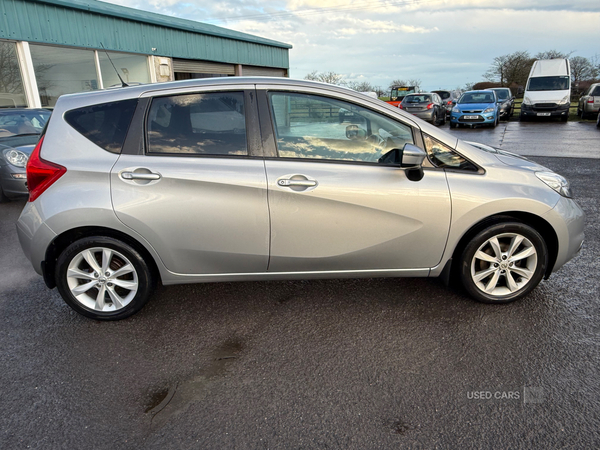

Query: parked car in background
490,87,514,120
0,108,51,202
17,77,584,320
399,93,446,125
450,90,499,128
520,59,571,122
432,90,460,118
577,83,600,119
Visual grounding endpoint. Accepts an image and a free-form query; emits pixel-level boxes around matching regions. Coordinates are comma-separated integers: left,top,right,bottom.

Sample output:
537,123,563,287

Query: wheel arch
449,211,559,280
43,226,161,289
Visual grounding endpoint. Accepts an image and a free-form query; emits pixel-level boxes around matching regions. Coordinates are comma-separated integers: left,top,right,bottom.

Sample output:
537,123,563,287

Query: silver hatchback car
17,78,585,320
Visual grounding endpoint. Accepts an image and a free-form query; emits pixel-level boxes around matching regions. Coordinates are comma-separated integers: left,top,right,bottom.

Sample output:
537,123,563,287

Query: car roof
0,108,51,114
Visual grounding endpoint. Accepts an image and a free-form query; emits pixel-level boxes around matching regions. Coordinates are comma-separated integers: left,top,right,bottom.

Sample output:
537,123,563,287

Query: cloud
105,0,600,91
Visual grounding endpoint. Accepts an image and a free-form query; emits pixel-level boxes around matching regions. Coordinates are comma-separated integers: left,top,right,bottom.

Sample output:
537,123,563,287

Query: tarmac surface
1,120,599,449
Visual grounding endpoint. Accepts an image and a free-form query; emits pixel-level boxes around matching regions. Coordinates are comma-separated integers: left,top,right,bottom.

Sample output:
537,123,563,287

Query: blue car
449,90,499,128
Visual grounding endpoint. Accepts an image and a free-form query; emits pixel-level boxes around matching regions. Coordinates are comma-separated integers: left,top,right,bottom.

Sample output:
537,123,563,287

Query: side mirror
401,143,427,167
378,144,426,182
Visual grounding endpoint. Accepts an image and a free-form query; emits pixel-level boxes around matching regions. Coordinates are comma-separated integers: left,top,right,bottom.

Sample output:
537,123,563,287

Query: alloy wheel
470,232,537,297
66,247,139,312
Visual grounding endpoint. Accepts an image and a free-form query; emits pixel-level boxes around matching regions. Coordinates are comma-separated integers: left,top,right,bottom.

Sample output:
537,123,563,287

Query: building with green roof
0,0,292,108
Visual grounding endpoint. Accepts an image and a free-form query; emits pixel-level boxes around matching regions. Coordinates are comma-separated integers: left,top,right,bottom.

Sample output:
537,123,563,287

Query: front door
262,91,451,273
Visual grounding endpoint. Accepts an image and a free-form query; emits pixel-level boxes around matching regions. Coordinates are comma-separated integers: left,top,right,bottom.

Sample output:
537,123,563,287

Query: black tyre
449,122,456,129
55,236,154,320
431,112,438,125
519,112,527,122
0,186,10,203
459,222,547,304
440,112,446,125
561,114,568,122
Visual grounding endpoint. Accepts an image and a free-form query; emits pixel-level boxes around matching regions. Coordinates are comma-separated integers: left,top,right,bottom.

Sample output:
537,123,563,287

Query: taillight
447,100,452,105
26,136,66,202
427,103,434,109
399,104,404,109
588,98,594,103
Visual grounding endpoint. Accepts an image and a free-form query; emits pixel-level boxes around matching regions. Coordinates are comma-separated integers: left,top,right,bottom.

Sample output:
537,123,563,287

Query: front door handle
121,172,161,180
277,179,317,187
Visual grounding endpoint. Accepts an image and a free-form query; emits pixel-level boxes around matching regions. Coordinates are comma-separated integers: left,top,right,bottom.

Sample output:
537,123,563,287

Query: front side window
423,134,478,171
269,92,413,163
146,92,247,156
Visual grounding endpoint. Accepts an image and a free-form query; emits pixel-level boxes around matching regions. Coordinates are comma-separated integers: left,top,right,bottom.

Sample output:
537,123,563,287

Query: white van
520,59,571,122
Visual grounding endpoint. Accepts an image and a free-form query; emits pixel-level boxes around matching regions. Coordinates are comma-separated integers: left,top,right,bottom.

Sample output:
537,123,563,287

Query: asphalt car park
1,121,599,449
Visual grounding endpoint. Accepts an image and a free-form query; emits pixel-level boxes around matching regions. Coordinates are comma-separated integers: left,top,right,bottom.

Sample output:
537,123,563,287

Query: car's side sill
161,268,431,285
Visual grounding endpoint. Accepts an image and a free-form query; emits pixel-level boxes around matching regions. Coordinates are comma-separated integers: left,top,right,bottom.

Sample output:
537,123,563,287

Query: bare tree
534,49,573,60
483,51,532,87
347,81,375,92
388,79,421,91
304,71,346,86
570,56,598,86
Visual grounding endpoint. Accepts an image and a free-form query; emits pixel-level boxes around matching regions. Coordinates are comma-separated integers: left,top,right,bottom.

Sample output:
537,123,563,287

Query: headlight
452,107,459,113
558,95,570,105
483,108,494,113
2,148,29,168
522,96,532,105
536,171,572,198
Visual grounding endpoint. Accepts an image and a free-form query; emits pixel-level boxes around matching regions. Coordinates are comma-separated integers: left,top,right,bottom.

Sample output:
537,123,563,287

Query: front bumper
521,102,570,118
542,195,585,273
450,112,496,124
0,164,28,198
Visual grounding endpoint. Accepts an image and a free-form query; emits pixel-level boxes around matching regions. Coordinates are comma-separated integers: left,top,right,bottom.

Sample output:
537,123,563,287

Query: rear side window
146,92,247,156
65,99,137,153
591,86,600,96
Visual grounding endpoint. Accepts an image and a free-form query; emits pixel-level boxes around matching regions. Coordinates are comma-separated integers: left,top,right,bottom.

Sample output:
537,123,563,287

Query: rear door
259,89,452,273
111,88,270,275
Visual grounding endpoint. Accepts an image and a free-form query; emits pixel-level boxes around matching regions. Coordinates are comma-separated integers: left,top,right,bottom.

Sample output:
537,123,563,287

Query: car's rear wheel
459,222,547,304
55,236,154,320
431,111,438,125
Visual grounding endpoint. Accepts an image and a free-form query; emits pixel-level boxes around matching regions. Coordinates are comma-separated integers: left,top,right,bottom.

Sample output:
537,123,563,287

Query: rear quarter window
64,99,137,153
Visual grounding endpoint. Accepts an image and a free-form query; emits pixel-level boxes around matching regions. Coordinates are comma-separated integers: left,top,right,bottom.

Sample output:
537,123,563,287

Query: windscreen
458,92,495,104
527,76,570,91
493,89,510,100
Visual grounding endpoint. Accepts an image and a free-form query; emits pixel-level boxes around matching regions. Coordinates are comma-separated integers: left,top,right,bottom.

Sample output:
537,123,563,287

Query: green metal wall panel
0,0,290,68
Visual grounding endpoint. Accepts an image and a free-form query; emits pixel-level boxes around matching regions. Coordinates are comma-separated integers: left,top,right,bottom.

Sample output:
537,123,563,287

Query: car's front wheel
55,236,154,320
459,222,547,304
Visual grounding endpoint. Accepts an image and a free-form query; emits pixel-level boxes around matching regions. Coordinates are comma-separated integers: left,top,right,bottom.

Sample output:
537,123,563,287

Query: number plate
537,112,551,116
463,115,479,119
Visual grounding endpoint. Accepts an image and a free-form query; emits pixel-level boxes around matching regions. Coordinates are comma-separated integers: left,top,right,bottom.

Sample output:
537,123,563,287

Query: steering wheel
364,134,387,162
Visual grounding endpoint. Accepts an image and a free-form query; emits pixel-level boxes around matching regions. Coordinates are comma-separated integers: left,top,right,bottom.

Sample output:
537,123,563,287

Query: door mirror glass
346,124,367,140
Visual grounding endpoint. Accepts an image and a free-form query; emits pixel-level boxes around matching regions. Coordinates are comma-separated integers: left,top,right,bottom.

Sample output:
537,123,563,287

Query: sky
106,0,600,92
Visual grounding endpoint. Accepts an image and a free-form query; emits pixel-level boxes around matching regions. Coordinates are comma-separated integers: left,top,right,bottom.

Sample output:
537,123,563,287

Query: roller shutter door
172,59,235,75
242,66,286,77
